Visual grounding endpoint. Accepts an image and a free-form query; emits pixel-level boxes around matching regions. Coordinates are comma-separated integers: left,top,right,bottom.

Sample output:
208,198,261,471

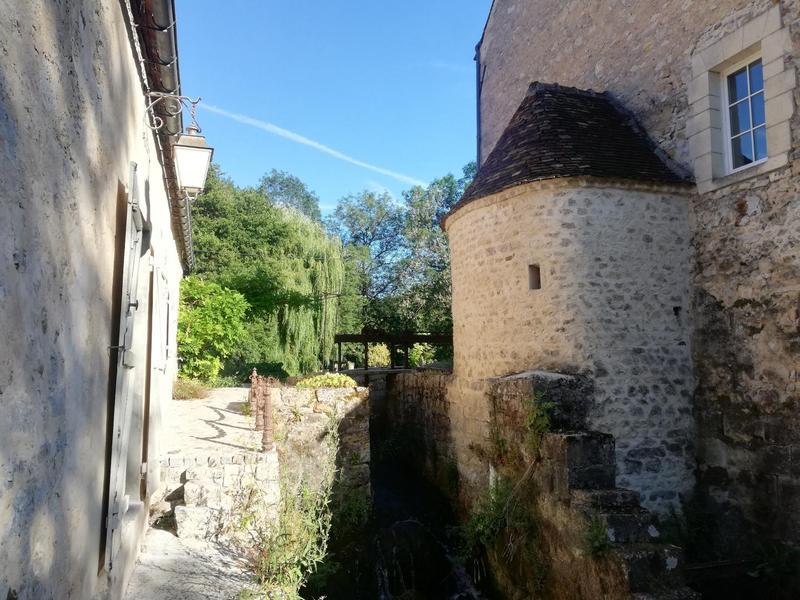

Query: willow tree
190,166,343,377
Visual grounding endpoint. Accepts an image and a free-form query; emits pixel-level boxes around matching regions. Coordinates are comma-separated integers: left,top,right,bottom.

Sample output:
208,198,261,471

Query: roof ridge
526,81,608,100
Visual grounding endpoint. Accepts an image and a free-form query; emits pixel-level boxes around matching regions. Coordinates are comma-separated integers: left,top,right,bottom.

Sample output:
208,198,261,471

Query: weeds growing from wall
458,471,547,592
238,423,339,599
523,391,554,452
584,515,612,558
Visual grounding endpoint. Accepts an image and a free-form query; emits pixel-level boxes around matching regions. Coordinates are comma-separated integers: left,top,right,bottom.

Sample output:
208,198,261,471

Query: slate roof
449,82,690,219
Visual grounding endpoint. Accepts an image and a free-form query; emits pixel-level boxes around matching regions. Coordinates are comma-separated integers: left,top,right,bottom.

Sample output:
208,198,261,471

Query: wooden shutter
104,162,145,571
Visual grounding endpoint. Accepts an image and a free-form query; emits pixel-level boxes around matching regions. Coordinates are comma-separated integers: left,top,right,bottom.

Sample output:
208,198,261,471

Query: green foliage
177,276,249,382
408,343,436,367
459,475,545,588
368,343,391,367
524,391,554,452
172,377,209,400
191,166,343,377
327,190,406,329
394,164,474,334
245,420,340,599
584,516,612,557
258,168,322,222
296,373,357,389
330,489,370,544
249,481,332,598
462,480,511,556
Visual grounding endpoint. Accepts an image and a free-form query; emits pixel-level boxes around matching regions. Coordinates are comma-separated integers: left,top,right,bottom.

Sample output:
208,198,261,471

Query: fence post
250,368,275,452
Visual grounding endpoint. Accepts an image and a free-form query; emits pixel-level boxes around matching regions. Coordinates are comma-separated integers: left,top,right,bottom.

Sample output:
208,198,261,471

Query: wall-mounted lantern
174,123,213,197
146,93,214,197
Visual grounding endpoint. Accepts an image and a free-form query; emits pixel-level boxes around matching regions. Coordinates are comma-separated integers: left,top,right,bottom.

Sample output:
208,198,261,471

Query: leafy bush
172,377,209,400
368,343,391,367
462,480,511,556
177,276,249,382
408,343,436,367
296,373,357,389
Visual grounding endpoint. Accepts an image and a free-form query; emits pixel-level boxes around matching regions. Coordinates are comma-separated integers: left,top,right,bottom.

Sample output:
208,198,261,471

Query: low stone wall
158,452,281,541
273,385,371,503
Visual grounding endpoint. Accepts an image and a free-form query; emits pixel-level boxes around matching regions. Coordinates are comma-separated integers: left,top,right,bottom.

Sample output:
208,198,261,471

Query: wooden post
389,343,395,369
404,345,410,368
337,341,342,371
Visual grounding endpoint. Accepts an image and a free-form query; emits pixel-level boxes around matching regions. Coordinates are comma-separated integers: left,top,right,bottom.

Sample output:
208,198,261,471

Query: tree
327,191,406,330
259,169,322,222
396,162,476,333
189,166,343,377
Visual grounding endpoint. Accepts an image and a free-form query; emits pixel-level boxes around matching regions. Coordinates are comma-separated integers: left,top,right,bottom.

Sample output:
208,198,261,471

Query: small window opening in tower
528,264,541,290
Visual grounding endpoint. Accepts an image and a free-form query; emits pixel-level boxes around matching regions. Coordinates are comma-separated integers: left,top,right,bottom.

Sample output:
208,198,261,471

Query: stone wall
383,370,697,599
274,385,371,504
477,0,777,167
445,180,694,512
384,371,459,498
477,0,800,552
0,2,184,599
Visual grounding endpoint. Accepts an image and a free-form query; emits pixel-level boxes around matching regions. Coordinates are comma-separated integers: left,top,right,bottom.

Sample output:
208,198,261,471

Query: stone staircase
157,450,280,541
489,371,700,600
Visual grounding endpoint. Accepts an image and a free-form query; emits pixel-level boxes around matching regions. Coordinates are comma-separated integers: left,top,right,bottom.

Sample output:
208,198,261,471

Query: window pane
728,67,749,103
729,100,751,135
751,92,765,127
732,133,754,168
748,60,764,92
753,126,767,161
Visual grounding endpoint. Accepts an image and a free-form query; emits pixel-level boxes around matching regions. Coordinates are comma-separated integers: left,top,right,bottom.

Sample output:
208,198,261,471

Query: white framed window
688,5,795,192
722,57,767,173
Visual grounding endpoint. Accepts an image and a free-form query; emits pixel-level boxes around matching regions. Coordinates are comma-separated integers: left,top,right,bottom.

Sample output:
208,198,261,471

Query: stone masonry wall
274,386,371,504
0,3,184,599
446,181,694,512
478,0,800,551
384,371,459,497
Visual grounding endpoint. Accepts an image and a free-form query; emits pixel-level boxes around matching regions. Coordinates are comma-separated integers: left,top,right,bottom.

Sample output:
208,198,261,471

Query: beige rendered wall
478,0,800,550
0,1,183,598
445,181,694,511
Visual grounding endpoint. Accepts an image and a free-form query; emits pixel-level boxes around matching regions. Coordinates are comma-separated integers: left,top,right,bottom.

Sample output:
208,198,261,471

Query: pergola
333,331,453,370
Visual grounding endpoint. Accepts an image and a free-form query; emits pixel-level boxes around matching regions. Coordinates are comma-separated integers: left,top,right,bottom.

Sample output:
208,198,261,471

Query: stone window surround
688,5,795,193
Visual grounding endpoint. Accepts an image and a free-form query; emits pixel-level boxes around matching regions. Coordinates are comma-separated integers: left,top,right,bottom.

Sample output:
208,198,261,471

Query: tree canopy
187,166,342,379
177,160,475,379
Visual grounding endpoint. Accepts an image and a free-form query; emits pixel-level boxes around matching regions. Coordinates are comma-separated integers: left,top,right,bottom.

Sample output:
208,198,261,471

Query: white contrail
201,104,427,187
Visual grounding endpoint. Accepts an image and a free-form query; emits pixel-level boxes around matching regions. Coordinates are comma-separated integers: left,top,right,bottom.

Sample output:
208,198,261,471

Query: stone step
602,508,661,544
571,488,641,511
633,586,702,600
542,431,616,490
488,370,592,431
618,543,686,593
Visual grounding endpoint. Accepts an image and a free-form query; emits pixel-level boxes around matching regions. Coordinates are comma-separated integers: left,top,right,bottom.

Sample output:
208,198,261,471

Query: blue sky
175,1,491,214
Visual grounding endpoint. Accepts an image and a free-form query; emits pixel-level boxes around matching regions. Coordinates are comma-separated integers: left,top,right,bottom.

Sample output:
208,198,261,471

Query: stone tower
443,82,696,511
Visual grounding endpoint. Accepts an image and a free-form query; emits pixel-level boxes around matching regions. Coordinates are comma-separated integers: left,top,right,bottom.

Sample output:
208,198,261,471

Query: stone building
445,0,798,570
1,1,195,598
